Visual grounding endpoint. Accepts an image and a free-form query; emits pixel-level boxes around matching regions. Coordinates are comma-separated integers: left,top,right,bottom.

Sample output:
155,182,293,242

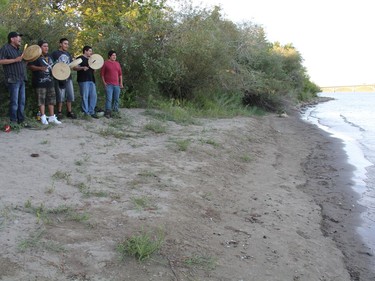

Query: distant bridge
320,84,375,93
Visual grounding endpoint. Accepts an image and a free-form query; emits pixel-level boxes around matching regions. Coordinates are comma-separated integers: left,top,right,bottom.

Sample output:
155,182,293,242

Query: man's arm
119,75,123,88
0,55,23,65
28,64,47,72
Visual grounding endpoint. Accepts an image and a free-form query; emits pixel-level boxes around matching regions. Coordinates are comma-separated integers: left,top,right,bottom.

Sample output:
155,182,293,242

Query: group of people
0,32,124,126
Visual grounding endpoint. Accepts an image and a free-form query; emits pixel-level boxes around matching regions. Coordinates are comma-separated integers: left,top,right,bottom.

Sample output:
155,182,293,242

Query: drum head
23,45,42,62
52,62,71,80
88,54,104,69
68,58,82,68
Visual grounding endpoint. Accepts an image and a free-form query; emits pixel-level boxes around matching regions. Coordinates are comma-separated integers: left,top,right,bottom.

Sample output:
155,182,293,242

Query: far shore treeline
0,0,321,118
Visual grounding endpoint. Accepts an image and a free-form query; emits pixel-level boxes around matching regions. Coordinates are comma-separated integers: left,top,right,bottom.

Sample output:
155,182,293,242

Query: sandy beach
0,107,374,281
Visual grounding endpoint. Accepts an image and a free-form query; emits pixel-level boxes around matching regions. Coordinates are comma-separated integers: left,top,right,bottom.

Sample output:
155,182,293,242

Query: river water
302,92,375,254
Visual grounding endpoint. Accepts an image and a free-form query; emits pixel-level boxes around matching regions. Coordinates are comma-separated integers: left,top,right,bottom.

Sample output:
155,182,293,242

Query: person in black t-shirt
28,40,61,125
73,45,98,118
51,38,76,119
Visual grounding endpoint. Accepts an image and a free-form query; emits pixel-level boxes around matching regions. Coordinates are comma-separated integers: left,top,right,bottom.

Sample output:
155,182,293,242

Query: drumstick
42,58,51,69
23,43,28,54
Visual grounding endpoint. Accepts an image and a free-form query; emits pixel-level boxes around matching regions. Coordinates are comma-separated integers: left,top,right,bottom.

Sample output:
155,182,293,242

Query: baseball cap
8,31,23,42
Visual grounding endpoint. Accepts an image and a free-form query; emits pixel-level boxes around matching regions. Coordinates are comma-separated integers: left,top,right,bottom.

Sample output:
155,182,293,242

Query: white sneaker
40,114,48,125
48,115,62,124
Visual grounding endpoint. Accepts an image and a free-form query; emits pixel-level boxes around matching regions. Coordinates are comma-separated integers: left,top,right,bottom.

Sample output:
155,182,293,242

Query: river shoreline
297,99,375,281
298,113,374,280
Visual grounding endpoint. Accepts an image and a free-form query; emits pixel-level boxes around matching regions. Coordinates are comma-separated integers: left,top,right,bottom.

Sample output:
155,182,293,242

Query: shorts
36,87,56,106
54,78,75,103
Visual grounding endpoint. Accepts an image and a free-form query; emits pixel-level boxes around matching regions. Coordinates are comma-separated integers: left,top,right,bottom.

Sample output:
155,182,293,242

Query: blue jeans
78,81,97,115
7,80,26,123
105,84,121,112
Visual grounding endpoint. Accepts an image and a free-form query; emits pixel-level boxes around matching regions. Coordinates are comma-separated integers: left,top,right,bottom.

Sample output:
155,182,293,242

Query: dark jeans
7,80,26,123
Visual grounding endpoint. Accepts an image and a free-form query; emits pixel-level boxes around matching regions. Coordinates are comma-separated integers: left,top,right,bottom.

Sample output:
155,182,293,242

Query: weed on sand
173,138,191,151
24,201,89,225
131,196,158,211
52,170,71,184
18,227,65,253
76,182,109,198
138,170,158,178
184,254,217,270
0,205,13,229
117,229,164,261
144,107,200,126
199,138,220,148
144,121,167,134
98,127,127,139
240,154,252,163
44,184,55,195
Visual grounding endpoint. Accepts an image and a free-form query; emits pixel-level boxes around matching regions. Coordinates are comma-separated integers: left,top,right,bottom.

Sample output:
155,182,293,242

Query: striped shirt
0,43,27,82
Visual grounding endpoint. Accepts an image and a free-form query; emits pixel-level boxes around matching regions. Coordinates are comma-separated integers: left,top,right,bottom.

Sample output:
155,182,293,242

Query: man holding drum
28,40,61,125
73,45,98,118
0,32,28,126
51,38,77,119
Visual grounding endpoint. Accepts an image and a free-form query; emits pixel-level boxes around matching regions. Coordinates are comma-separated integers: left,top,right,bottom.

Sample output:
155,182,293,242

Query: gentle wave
302,92,375,251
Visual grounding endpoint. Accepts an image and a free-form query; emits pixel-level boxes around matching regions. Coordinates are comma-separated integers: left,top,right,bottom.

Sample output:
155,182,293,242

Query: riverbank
0,108,373,280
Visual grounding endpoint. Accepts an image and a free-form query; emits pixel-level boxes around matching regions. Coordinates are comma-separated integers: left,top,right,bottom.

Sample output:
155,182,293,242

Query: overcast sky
171,0,375,87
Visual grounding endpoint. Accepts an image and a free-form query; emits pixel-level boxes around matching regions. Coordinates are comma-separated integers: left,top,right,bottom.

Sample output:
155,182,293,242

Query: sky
171,0,375,87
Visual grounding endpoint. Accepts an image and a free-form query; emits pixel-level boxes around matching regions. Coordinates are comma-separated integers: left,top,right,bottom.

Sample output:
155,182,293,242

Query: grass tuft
174,139,191,151
117,229,164,261
17,227,65,253
98,127,126,138
144,121,167,134
0,206,13,229
52,170,71,184
200,138,220,148
131,196,157,211
76,182,109,198
24,201,89,225
240,154,252,162
184,254,217,270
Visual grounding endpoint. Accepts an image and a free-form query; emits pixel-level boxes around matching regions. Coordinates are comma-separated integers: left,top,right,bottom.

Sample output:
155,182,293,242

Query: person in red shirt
100,50,123,118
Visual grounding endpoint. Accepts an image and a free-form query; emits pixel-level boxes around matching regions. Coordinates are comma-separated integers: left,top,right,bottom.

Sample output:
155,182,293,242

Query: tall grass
145,91,264,124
